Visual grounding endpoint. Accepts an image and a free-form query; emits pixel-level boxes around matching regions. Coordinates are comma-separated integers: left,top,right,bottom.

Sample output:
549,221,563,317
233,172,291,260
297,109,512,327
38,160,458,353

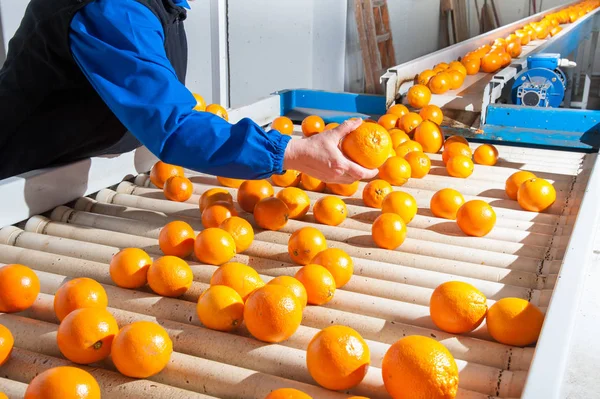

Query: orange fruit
206,104,229,120
302,115,325,137
197,285,244,332
517,178,556,212
306,326,370,390
417,70,437,86
398,112,423,134
481,53,502,73
419,105,444,125
53,278,108,322
24,367,101,399
244,285,303,343
238,180,274,213
267,276,308,308
435,62,450,71
300,174,326,192
456,200,496,237
430,188,465,220
372,213,407,250
295,264,336,305
382,336,458,399
276,187,311,219
407,84,431,109
150,161,184,189
163,175,193,202
444,135,469,148
499,51,512,68
0,324,14,367
446,155,474,178
158,220,196,258
202,200,238,228
505,171,537,200
414,121,443,153
534,23,549,40
506,41,522,58
493,38,507,49
486,298,544,346
389,128,411,148
395,140,423,158
388,104,410,118
404,151,431,179
220,216,254,253
211,262,265,301
199,187,233,212
442,142,472,165
111,321,173,378
324,122,340,130
505,33,520,44
288,227,327,265
217,176,244,188
265,389,312,399
271,116,294,135
312,248,354,288
254,197,290,231
378,156,411,186
271,170,301,188
109,248,152,289
57,308,118,364
378,113,399,130
313,196,347,226
381,191,418,223
462,56,481,75
550,26,563,37
475,44,491,57
363,179,394,208
447,69,465,90
515,29,531,45
430,281,487,334
326,181,360,196
0,264,40,313
341,122,393,169
147,256,193,297
448,61,467,76
473,144,499,165
194,228,236,265
428,72,451,94
192,93,206,111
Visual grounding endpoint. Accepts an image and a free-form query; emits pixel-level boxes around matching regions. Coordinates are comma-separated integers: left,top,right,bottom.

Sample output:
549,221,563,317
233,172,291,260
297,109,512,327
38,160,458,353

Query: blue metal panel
486,104,600,132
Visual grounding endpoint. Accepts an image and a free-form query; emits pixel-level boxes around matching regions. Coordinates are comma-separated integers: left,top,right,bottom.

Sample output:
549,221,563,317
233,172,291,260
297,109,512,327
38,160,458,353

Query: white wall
184,1,214,103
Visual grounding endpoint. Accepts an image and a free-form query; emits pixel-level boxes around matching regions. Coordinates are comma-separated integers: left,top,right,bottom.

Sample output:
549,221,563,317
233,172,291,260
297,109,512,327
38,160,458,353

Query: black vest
0,0,188,179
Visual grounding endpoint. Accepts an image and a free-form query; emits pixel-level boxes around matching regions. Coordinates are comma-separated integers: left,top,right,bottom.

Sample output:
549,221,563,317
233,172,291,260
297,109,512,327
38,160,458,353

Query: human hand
282,118,378,184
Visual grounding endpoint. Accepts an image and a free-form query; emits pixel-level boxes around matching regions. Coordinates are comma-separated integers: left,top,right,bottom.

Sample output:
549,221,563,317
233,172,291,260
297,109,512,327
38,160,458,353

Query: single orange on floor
404,151,431,179
220,216,254,253
414,121,443,153
265,388,312,399
462,56,481,75
271,170,301,187
417,70,437,86
24,367,101,399
481,52,502,73
473,144,499,165
199,187,233,212
267,276,308,308
238,179,274,213
447,69,465,90
381,191,418,223
407,84,432,109
109,248,152,289
206,103,229,120
202,200,238,228
389,128,411,148
295,264,336,305
158,220,196,258
486,297,544,346
254,197,290,230
244,285,303,343
111,321,173,378
372,213,407,249
419,104,444,125
340,122,393,169
382,336,458,399
326,181,360,196
276,187,311,219
442,142,472,165
430,188,465,220
147,256,193,297
211,262,265,301
53,277,108,322
312,248,354,288
430,281,487,334
217,176,244,188
378,156,411,186
197,285,244,332
388,104,410,118
194,228,236,265
150,161,184,189
192,93,206,111
300,174,326,192
288,227,328,265
428,72,451,94
307,326,370,390
324,122,340,130
363,179,394,208
163,175,193,202
446,155,474,178
313,196,347,226
0,324,14,367
57,307,118,364
302,115,325,137
456,200,496,237
0,264,40,313
395,140,423,158
517,178,556,212
271,116,294,135
378,113,399,130
505,171,537,200
398,112,423,134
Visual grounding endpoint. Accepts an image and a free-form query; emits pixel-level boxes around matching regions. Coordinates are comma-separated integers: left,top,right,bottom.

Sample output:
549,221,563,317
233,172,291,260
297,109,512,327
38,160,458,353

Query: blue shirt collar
173,0,190,9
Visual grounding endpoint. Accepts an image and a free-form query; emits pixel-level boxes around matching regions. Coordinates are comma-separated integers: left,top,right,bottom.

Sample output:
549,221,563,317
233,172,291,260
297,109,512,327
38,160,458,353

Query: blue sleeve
68,0,291,179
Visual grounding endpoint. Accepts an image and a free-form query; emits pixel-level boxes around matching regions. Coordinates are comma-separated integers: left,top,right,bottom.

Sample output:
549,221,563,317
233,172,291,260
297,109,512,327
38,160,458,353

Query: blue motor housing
511,53,567,108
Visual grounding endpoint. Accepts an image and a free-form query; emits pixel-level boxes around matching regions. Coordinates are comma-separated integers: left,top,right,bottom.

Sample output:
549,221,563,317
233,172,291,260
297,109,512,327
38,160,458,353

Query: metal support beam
209,0,230,108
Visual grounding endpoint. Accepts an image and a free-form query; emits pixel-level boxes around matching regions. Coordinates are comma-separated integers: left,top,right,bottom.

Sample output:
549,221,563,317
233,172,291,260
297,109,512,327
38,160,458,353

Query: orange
505,171,537,200
192,93,206,111
428,73,451,94
378,113,399,130
414,121,443,153
302,115,325,137
217,176,244,188
475,44,491,57
534,23,549,40
389,128,411,148
395,140,423,158
517,178,556,212
109,248,152,289
24,367,101,399
444,135,469,148
435,62,450,71
53,278,108,322
306,326,370,390
150,161,184,189
163,175,193,202
300,173,326,192
419,105,444,125
238,179,275,213
456,200,496,237
313,196,347,226
362,179,393,208
404,151,431,179
493,38,507,49
244,285,303,343
111,321,173,378
381,191,418,223
194,228,236,265
276,187,311,219
340,122,393,169
398,112,423,134
267,276,308,308
446,155,474,178
295,264,336,305
199,187,233,212
288,227,328,265
388,104,410,118
0,264,40,313
0,324,14,367
486,298,544,346
57,307,118,364
254,197,290,230
407,84,431,109
515,29,531,45
202,201,238,228
265,389,312,399
206,104,229,120
417,70,437,86
447,70,465,90
481,53,502,73
372,213,407,250
147,256,193,297
158,220,196,258
499,51,512,68
473,144,499,165
211,262,265,301
220,216,254,253
505,33,520,44
550,26,563,37
430,188,465,220
506,41,522,58
271,116,294,135
197,285,244,332
448,61,467,76
324,122,340,130
271,170,301,187
442,142,472,165
430,281,487,334
378,156,411,186
462,56,481,75
326,181,360,196
382,336,458,399
312,248,354,288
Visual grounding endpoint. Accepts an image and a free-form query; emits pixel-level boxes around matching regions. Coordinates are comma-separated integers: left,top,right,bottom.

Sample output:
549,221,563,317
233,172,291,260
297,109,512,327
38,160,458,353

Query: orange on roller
199,188,233,212
210,262,265,301
388,104,410,118
312,248,354,288
271,170,301,188
430,281,487,334
378,156,411,186
486,298,544,346
158,220,195,258
363,179,393,208
381,191,418,224
517,178,556,212
288,227,327,265
378,114,399,130
276,187,311,219
326,181,360,196
271,116,294,135
300,174,326,192
414,121,443,153
219,216,254,253
473,144,499,166
404,151,431,179
237,179,274,213
446,155,474,178
430,188,465,220
371,213,407,249
505,171,536,200
456,200,496,237
398,113,423,135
